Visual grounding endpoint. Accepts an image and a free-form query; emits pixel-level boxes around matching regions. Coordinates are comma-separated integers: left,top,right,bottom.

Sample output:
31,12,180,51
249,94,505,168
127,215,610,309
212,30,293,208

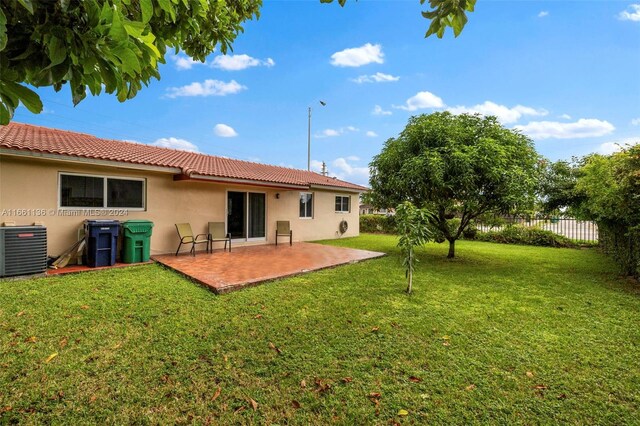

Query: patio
152,242,385,293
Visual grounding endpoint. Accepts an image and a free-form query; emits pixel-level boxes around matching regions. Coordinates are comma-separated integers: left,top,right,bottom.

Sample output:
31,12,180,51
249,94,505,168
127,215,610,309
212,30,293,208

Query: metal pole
307,106,312,171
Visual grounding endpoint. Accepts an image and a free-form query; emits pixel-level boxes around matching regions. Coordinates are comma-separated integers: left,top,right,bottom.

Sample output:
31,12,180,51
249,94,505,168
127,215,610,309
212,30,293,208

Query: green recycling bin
121,220,154,263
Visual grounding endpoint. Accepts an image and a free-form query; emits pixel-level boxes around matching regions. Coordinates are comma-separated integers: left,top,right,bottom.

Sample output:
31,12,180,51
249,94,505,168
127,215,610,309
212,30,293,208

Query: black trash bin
84,220,120,267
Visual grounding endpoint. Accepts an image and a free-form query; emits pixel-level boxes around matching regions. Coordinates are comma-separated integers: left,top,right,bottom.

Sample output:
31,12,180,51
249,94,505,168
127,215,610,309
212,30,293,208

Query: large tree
369,112,540,258
0,0,475,124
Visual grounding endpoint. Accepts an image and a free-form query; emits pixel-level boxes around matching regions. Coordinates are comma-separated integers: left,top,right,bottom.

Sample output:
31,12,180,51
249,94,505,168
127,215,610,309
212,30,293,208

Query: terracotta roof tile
0,122,367,191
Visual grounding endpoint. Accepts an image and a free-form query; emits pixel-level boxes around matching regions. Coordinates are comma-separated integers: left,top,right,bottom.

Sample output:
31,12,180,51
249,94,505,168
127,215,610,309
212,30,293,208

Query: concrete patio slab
152,242,385,293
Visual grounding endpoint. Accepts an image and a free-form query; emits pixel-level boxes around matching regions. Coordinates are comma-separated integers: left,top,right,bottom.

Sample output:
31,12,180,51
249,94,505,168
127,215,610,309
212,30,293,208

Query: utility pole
307,107,311,171
307,101,326,171
321,161,328,176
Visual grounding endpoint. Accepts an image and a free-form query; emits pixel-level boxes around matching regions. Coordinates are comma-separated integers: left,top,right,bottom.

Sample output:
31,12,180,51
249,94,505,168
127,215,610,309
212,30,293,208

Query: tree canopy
0,0,475,124
0,0,262,124
369,112,540,258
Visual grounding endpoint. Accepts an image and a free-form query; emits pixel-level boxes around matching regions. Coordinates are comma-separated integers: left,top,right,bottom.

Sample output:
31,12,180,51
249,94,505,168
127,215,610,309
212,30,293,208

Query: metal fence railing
476,216,599,243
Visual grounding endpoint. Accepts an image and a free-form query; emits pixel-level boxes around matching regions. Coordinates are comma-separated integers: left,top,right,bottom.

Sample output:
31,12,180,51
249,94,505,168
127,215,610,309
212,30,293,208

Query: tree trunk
406,248,413,294
407,269,412,294
447,239,456,259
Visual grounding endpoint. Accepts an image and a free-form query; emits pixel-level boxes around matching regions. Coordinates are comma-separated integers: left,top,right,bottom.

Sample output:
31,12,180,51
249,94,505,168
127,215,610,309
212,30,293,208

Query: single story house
0,123,366,256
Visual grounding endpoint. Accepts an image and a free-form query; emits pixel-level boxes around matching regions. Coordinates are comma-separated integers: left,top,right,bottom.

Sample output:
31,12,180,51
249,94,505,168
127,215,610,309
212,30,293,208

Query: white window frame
58,172,146,211
299,192,314,219
335,195,351,213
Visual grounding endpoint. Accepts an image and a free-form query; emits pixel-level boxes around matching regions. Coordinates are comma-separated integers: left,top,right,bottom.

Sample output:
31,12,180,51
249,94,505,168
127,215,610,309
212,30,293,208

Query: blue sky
13,0,640,186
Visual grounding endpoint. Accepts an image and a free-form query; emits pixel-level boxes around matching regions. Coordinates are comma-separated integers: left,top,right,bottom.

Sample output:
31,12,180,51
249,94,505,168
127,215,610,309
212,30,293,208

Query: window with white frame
299,192,313,218
59,173,145,209
335,195,350,213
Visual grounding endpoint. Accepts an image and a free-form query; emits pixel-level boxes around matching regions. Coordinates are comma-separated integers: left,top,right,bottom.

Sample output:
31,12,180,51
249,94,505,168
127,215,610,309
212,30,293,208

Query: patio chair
175,223,209,256
275,221,293,246
208,221,231,252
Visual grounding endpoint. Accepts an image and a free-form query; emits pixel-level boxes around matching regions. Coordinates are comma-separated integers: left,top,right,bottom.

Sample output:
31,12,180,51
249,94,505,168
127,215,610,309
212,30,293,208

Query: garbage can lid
84,219,120,225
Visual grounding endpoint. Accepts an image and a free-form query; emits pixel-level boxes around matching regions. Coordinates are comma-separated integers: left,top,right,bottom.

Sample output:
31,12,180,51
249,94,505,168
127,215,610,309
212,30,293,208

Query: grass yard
1,235,639,424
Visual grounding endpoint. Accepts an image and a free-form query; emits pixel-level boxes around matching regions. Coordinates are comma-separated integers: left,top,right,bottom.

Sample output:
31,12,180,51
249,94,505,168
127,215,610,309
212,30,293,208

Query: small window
59,173,145,209
299,192,313,218
107,178,144,208
335,195,350,213
60,175,104,207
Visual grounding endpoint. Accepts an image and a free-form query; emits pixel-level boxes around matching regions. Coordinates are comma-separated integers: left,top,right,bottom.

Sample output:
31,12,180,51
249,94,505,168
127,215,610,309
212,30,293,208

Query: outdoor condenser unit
0,226,47,278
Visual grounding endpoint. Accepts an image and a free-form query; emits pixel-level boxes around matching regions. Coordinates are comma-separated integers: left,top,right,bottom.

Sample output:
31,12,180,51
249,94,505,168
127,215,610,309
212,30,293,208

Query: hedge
359,214,396,234
598,223,640,279
474,225,578,248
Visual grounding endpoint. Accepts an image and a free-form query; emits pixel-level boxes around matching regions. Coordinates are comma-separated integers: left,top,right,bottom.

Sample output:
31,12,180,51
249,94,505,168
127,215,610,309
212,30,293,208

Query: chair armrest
195,233,208,240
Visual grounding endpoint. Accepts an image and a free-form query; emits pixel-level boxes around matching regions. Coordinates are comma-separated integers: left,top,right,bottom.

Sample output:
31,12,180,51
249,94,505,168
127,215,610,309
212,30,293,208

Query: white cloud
618,4,640,21
559,114,572,120
366,131,378,137
372,105,392,116
152,137,199,152
631,118,640,126
210,54,275,71
331,157,370,185
165,79,246,98
394,91,444,111
310,160,324,172
330,43,384,67
598,138,639,155
447,101,548,124
317,129,341,138
351,72,399,84
346,155,360,161
514,118,615,139
538,11,549,18
214,124,238,138
170,54,205,70
315,126,359,138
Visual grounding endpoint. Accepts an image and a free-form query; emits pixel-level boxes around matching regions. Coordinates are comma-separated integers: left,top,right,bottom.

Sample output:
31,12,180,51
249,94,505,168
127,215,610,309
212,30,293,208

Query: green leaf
109,9,127,40
17,0,34,14
46,37,67,69
140,0,153,23
123,20,146,38
0,102,12,125
1,81,43,114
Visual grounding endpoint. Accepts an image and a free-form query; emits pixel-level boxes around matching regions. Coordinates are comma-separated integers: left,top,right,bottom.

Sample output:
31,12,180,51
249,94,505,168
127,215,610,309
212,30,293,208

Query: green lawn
1,235,639,424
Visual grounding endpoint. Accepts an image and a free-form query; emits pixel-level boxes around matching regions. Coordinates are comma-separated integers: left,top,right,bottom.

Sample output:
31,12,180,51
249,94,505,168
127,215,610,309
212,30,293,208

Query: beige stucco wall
0,154,360,256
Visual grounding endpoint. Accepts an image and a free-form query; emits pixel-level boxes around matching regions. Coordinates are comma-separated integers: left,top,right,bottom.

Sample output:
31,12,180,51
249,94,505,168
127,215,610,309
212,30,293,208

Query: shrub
598,223,640,278
359,214,396,234
476,225,578,248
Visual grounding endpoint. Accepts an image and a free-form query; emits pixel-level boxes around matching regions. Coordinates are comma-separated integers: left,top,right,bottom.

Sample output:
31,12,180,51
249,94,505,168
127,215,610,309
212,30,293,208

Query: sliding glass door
248,193,266,239
227,191,266,240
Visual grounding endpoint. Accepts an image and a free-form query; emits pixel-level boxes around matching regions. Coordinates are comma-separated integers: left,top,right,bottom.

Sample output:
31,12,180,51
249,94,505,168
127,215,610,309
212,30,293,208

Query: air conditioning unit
0,226,47,278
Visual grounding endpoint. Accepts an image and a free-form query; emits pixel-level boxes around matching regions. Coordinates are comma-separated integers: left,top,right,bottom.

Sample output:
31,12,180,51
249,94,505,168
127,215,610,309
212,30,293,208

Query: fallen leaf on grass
398,409,409,416
368,392,381,399
291,400,301,409
25,336,37,343
112,342,122,350
557,393,567,400
526,371,534,378
442,335,450,340
465,384,476,391
300,379,307,388
533,385,547,390
371,326,380,332
212,387,221,401
254,314,263,319
16,311,25,317
408,376,422,383
80,305,89,310
2,406,12,413
314,378,332,393
442,341,450,346
59,337,68,349
268,342,282,354
44,353,58,363
89,395,97,403
342,377,353,384
249,398,258,411
234,406,246,415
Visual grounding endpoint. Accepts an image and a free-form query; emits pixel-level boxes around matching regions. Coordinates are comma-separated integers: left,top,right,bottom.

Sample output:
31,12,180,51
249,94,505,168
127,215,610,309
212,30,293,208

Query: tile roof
0,122,367,191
